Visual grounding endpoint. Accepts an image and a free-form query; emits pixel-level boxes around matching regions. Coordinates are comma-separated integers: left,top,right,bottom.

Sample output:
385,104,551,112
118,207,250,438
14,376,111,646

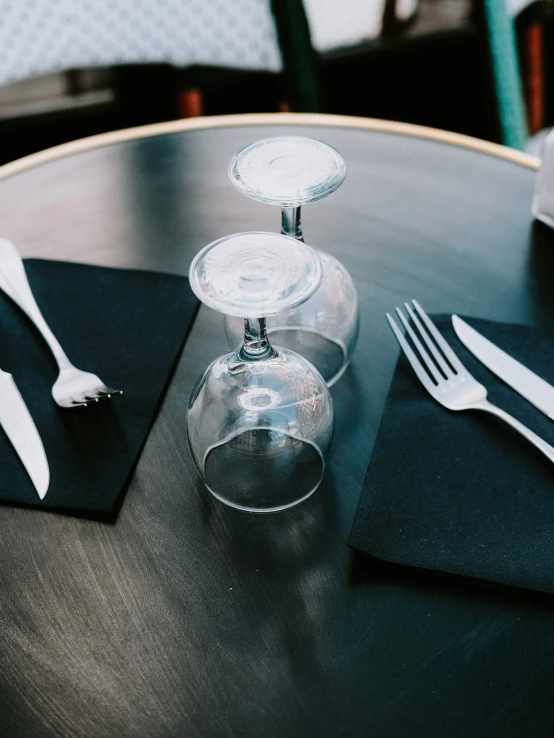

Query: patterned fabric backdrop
0,0,283,85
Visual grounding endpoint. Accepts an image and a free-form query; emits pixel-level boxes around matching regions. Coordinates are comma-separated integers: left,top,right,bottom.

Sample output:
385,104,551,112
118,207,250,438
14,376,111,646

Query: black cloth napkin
349,316,554,595
0,259,198,516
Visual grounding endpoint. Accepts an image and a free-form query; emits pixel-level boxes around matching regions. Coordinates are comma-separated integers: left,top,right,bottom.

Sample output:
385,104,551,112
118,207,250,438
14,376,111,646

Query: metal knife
452,315,554,420
0,369,49,498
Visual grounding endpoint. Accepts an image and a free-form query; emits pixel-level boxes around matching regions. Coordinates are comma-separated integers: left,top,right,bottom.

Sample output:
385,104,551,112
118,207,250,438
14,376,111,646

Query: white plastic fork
0,238,122,408
386,299,554,464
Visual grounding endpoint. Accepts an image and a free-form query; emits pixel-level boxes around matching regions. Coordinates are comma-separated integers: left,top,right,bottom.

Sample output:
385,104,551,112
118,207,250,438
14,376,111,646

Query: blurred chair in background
277,0,553,154
271,0,420,112
479,0,550,152
476,0,553,153
483,0,529,150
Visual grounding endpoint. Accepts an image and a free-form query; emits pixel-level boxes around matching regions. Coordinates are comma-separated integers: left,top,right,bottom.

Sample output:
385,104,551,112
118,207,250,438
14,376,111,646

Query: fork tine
411,300,465,373
386,313,436,393
83,394,105,403
395,307,443,384
404,302,453,378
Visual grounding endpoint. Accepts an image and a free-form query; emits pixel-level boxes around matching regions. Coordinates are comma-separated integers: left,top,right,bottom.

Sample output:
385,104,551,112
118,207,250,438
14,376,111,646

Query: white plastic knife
0,369,49,498
453,315,554,420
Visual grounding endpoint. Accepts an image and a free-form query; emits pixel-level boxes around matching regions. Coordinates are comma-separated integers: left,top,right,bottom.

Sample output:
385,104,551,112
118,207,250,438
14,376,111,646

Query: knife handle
0,239,71,370
474,399,554,464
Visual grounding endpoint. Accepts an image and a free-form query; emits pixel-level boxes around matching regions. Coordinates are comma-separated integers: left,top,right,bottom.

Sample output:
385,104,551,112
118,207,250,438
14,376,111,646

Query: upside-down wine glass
225,136,360,387
187,232,334,513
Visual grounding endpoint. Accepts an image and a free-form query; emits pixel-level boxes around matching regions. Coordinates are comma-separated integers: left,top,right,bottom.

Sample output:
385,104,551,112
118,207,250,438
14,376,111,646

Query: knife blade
0,369,49,498
452,315,554,420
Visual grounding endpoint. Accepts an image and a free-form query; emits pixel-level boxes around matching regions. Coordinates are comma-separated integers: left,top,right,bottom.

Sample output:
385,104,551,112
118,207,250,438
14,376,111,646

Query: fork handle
0,239,71,370
473,399,554,464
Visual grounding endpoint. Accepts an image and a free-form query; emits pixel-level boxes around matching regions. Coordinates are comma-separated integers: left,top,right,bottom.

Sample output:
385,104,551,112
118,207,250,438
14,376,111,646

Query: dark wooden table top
0,113,552,738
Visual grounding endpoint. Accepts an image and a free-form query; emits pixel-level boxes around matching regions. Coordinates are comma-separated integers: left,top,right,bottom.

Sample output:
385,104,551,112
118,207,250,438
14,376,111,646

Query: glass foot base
229,136,347,207
189,232,322,317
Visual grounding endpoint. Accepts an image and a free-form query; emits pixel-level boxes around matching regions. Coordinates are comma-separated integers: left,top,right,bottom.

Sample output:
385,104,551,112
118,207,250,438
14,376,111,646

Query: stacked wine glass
187,137,360,512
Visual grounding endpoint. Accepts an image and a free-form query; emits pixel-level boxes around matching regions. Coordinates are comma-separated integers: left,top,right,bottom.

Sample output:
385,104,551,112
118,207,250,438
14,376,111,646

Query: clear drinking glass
225,136,360,387
187,232,334,513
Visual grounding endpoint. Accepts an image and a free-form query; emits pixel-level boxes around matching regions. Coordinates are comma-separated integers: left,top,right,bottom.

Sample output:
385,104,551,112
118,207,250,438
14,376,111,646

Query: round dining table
0,112,551,738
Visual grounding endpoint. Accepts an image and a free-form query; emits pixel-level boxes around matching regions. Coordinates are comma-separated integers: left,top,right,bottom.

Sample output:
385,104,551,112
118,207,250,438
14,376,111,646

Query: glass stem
240,317,275,360
281,206,304,242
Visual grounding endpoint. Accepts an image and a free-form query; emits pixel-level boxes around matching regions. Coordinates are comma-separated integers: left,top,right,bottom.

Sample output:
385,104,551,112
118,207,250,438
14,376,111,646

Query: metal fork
0,238,122,408
387,299,554,464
